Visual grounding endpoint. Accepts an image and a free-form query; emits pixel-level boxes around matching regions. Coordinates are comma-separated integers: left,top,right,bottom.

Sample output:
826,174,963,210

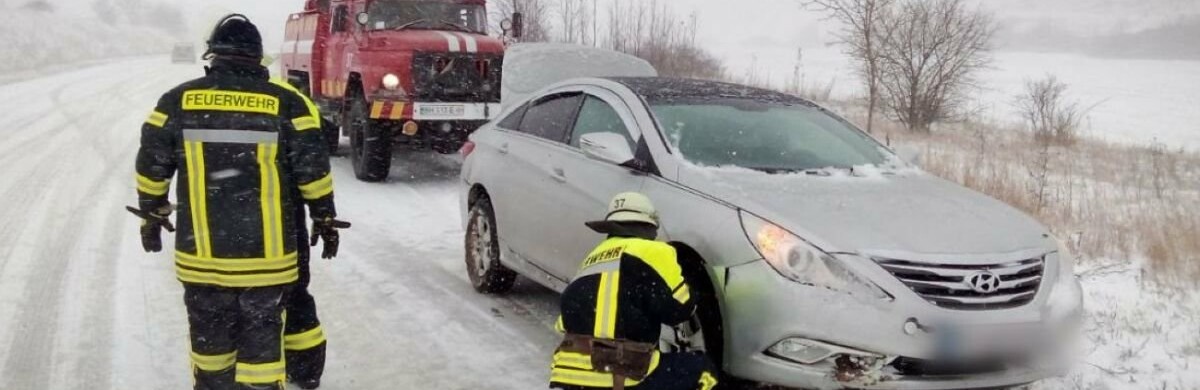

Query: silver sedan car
458,76,1083,389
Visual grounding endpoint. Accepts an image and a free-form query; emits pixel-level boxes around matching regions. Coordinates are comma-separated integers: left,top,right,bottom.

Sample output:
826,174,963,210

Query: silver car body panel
460,65,1083,389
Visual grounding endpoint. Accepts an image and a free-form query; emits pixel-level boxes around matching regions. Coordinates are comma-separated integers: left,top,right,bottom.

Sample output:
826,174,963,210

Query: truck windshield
366,1,487,34
649,98,891,172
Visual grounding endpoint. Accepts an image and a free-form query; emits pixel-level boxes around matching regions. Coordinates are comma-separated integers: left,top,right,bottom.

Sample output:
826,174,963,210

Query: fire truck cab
281,0,509,181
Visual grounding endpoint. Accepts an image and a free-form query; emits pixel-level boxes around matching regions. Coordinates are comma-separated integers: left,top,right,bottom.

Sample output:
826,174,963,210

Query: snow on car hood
679,166,1051,256
501,43,656,108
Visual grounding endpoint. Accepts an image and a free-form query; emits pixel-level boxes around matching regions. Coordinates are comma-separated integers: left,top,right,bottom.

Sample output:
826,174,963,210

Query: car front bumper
720,259,1081,389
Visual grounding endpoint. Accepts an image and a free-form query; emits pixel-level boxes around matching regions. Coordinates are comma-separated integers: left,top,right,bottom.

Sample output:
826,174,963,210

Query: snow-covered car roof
501,43,657,108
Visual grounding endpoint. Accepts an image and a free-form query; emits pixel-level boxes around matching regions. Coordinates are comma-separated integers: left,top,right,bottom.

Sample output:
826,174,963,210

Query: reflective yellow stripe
699,371,719,390
549,351,659,387
593,271,619,338
291,116,319,131
389,102,406,120
258,143,284,259
672,283,691,303
175,251,297,272
554,315,565,333
184,141,211,257
175,266,299,288
298,173,334,200
146,110,168,128
135,173,170,196
551,351,593,370
190,351,236,372
370,101,385,119
235,360,285,384
284,325,326,351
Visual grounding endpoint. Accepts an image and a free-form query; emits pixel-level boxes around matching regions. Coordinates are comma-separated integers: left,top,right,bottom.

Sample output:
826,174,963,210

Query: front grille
875,256,1044,310
411,52,502,103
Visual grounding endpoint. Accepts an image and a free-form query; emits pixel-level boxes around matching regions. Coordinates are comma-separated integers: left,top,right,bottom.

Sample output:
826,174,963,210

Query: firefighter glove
126,205,175,253
310,217,351,259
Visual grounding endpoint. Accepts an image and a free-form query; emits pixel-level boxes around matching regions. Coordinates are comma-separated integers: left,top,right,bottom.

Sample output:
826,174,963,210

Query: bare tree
558,0,595,45
602,0,724,79
875,0,995,132
490,0,552,42
1015,75,1086,144
803,0,893,134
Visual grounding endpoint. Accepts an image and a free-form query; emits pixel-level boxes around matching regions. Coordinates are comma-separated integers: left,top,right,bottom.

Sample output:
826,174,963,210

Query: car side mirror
895,145,922,166
580,133,635,167
356,12,369,26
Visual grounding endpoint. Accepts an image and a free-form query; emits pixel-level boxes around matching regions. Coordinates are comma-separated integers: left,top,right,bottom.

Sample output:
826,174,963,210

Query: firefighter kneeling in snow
129,14,348,390
551,192,719,390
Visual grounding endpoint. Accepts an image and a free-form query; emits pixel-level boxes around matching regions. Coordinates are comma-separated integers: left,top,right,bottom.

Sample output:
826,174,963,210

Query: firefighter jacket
551,236,695,387
135,59,336,288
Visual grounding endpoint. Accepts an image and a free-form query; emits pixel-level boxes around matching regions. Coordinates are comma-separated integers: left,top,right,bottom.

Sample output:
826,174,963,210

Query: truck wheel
323,117,339,156
464,197,516,294
348,98,392,182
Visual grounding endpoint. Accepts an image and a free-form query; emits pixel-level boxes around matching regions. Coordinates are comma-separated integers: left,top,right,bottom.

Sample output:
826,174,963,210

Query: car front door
540,89,648,280
490,92,585,280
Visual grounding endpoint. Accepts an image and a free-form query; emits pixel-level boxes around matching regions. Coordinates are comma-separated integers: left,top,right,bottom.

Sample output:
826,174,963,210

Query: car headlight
382,73,400,90
740,211,889,300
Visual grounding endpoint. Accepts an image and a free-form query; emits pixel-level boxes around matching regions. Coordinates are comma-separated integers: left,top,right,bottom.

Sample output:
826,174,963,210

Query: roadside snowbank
0,11,171,74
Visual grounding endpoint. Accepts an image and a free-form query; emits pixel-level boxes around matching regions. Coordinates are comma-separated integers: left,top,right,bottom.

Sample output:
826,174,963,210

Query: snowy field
0,57,1196,389
718,46,1200,151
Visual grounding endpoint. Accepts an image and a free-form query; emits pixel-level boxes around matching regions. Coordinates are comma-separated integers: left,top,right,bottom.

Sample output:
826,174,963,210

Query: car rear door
540,89,648,279
488,92,585,275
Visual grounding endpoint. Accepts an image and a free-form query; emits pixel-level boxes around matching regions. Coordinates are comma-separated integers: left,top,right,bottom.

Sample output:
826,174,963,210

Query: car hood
678,167,1052,256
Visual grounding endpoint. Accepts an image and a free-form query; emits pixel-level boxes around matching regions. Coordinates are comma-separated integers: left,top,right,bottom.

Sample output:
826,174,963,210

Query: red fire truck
281,0,516,181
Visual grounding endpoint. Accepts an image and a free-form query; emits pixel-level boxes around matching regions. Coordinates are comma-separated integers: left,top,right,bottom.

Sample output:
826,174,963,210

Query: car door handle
498,143,509,155
551,167,567,182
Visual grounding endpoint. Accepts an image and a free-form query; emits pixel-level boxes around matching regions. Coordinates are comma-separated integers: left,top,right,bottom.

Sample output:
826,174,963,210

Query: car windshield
649,98,890,172
365,0,486,34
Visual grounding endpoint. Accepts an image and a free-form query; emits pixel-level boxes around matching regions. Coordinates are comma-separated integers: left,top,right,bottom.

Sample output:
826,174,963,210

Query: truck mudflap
367,101,501,121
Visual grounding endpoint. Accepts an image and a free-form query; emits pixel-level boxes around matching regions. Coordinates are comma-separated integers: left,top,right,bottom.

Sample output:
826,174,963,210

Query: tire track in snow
0,59,186,389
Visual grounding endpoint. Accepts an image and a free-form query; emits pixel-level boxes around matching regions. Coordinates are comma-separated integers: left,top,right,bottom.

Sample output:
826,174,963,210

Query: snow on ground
0,57,559,389
1,57,1196,389
716,45,1200,151
0,10,172,76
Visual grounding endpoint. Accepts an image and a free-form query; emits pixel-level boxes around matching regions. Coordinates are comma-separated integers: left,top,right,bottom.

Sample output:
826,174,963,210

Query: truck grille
411,52,502,103
875,256,1044,310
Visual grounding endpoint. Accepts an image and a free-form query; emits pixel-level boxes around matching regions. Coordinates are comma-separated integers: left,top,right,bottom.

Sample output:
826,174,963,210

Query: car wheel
348,98,392,182
465,197,516,293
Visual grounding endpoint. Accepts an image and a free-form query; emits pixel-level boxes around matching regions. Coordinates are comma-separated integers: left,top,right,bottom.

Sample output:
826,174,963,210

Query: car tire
464,196,517,294
347,98,391,182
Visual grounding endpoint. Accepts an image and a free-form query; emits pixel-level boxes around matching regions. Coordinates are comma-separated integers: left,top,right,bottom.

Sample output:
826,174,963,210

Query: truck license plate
418,104,466,117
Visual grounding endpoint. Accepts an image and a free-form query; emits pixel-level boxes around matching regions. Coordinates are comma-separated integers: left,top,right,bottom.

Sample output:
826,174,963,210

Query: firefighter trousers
284,230,326,384
184,283,289,390
553,351,719,390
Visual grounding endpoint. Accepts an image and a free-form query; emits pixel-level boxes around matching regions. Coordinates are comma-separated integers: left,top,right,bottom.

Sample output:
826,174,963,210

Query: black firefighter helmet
204,14,263,61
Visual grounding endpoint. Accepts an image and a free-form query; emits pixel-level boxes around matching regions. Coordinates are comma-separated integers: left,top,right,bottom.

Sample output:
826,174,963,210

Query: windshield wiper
393,19,430,31
435,20,471,33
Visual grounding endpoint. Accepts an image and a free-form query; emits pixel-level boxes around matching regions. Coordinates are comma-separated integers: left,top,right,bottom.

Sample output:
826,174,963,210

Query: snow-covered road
0,57,560,389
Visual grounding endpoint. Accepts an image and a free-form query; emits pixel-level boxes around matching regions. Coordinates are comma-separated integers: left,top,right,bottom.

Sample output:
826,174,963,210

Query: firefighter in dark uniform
271,79,331,390
129,14,347,390
551,192,719,390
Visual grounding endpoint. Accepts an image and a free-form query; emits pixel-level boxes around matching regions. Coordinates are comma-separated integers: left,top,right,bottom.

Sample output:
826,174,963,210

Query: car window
497,103,527,130
649,98,888,172
568,96,635,151
517,93,582,142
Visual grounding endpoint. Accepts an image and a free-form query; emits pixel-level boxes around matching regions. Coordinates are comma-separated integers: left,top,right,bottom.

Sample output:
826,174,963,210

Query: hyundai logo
965,271,1002,294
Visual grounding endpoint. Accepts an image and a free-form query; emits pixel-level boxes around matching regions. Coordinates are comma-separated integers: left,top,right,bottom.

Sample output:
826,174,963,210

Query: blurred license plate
418,104,466,117
936,322,1042,358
